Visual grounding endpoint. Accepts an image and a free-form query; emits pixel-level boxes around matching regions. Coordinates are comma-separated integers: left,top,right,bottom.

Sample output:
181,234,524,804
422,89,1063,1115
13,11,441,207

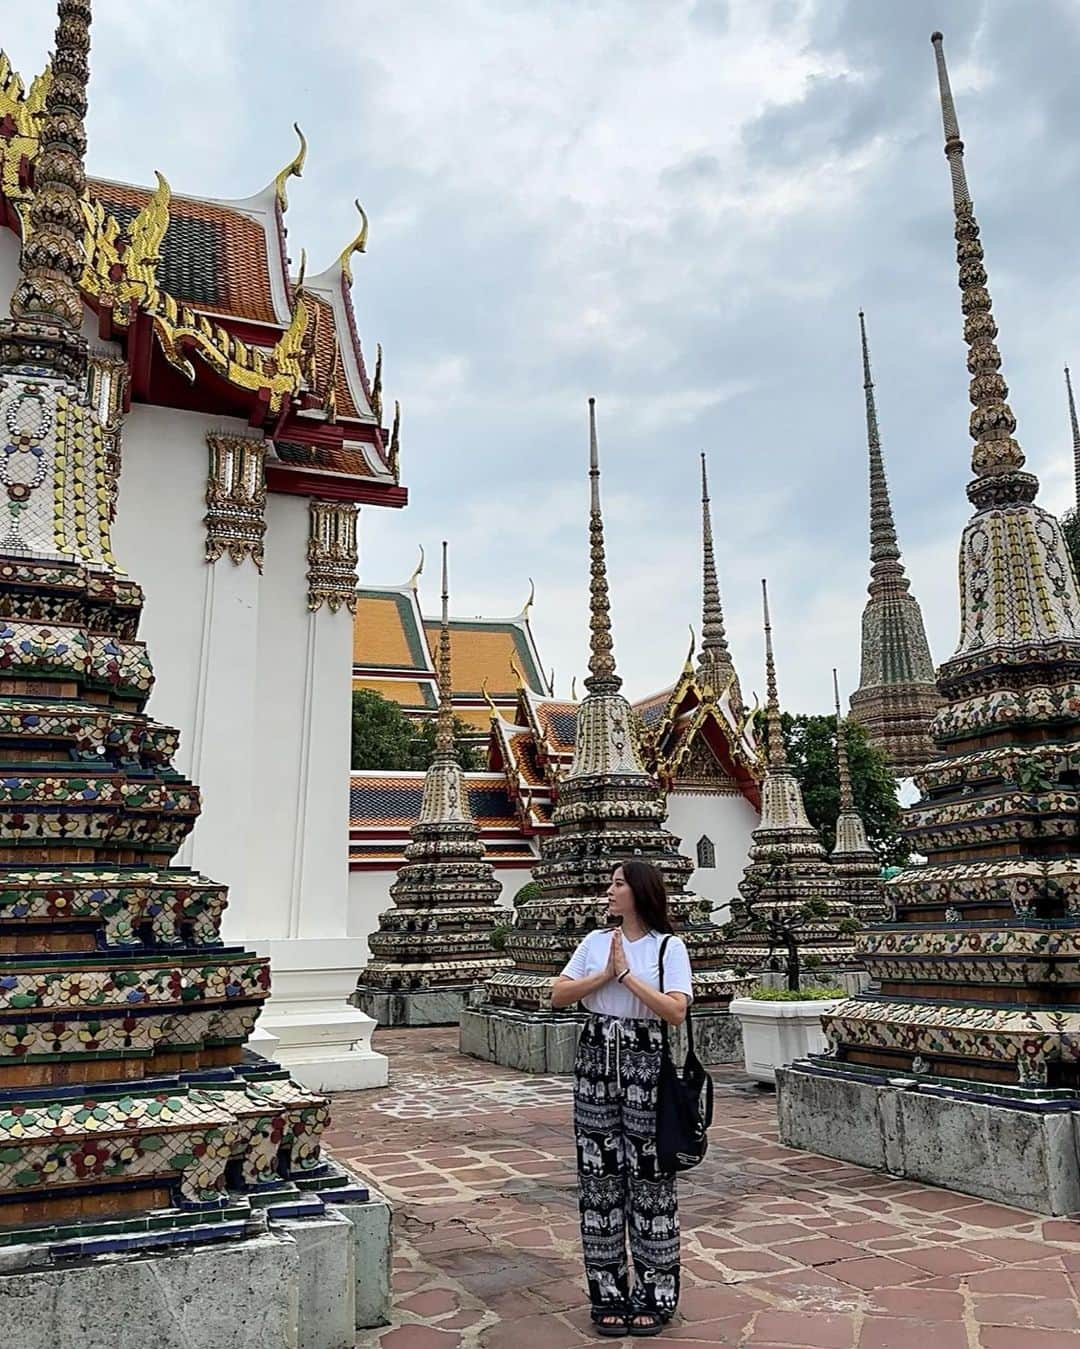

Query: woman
552,860,693,1337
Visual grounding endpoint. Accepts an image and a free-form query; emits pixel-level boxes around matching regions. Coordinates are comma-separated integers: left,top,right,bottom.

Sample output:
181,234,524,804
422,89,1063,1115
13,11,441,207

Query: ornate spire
932,31,1032,508
833,668,854,812
849,311,941,776
585,398,619,695
1067,366,1080,513
435,541,455,761
761,578,784,770
860,311,904,582
697,452,734,690
1,0,92,380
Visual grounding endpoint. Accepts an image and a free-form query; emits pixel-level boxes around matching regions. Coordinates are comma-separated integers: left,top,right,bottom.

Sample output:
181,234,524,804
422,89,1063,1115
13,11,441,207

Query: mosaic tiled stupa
461,401,750,1072
849,311,941,777
354,543,510,1025
779,34,1080,1216
0,0,365,1291
830,670,886,922
723,582,858,975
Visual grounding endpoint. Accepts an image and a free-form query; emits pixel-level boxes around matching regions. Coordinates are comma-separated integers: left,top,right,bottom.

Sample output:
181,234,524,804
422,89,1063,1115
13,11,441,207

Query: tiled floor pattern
326,1028,1080,1347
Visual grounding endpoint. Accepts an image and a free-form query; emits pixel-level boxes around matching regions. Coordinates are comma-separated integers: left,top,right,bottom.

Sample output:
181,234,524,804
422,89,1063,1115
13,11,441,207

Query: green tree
351,689,416,769
758,710,908,867
1060,508,1080,580
350,688,483,771
409,715,483,772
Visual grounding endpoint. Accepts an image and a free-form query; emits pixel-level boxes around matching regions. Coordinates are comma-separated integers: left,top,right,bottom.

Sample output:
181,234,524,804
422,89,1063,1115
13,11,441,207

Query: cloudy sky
4,1,1079,713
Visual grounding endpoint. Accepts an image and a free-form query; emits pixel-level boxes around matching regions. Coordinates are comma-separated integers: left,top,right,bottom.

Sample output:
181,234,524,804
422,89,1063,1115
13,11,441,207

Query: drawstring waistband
602,1017,625,1093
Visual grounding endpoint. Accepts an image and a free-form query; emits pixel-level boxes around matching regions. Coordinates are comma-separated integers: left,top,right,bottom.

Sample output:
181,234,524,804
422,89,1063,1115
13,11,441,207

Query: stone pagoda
830,670,886,921
723,582,858,977
779,33,1080,1216
849,310,941,777
0,6,378,1341
461,401,749,1072
354,543,510,1025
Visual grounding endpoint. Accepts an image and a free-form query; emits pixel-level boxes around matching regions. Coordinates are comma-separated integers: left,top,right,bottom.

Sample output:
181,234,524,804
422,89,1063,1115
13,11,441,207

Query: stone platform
777,1059,1080,1217
0,1173,392,1348
358,985,476,1028
460,1005,742,1073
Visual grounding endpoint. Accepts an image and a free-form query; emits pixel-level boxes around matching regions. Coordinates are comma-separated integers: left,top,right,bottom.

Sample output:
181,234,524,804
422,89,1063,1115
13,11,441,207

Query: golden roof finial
931,32,1031,507
481,677,500,721
521,577,536,619
571,675,578,702
295,246,307,293
406,544,424,592
273,122,307,210
584,397,620,695
339,199,368,285
388,398,401,484
547,667,555,697
2,0,93,380
435,541,455,761
509,653,526,690
761,578,785,770
371,341,383,424
684,624,696,673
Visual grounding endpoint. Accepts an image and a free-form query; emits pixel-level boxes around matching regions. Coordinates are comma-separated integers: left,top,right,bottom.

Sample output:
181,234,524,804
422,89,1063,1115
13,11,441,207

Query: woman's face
606,867,635,917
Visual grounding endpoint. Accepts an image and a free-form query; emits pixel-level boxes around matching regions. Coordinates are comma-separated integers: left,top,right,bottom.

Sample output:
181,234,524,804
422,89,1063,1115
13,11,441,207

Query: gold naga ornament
0,57,311,413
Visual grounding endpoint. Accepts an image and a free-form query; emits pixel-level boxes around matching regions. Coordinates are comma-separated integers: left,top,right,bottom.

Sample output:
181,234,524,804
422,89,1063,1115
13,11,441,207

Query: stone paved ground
326,1028,1080,1348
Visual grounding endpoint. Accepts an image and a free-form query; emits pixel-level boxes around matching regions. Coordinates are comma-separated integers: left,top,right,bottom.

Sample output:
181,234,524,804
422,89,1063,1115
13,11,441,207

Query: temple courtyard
327,1029,1080,1348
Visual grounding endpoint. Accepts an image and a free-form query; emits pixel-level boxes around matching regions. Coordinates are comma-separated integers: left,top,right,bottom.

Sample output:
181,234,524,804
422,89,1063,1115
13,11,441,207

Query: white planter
729,996,840,1085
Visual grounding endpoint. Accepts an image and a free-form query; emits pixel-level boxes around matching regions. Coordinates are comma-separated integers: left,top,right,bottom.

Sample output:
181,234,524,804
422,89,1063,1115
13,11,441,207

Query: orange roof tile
352,592,429,669
353,677,436,710
89,178,281,325
534,700,578,755
422,622,543,697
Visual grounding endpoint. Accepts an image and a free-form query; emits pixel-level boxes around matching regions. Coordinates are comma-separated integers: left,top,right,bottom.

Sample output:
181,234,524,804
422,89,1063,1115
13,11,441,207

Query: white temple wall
665,791,758,925
348,865,518,963
111,405,262,930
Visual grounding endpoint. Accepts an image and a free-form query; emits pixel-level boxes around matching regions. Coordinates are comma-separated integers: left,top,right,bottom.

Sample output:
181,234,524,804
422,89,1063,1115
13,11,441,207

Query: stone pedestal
254,937,387,1091
777,1061,1080,1216
461,1006,742,1074
358,984,477,1028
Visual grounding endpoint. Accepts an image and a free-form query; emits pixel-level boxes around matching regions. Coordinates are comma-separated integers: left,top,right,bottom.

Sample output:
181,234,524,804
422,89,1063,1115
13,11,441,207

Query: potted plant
725,854,856,1084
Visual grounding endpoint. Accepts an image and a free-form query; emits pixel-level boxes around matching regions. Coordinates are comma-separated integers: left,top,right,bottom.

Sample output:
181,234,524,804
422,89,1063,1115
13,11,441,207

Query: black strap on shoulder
657,933,695,1058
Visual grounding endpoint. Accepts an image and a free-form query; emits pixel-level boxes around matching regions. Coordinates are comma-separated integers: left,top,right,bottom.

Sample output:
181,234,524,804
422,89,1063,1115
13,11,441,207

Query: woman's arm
551,968,612,1009
618,975,689,1026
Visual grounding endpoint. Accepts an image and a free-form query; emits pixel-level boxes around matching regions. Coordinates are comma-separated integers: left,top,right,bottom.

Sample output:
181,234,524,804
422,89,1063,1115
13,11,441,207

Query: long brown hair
618,859,675,934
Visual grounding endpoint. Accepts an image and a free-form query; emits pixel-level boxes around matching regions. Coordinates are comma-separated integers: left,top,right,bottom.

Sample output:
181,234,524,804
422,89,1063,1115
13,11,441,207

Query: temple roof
348,770,538,868
352,574,548,726
88,177,290,326
0,52,404,508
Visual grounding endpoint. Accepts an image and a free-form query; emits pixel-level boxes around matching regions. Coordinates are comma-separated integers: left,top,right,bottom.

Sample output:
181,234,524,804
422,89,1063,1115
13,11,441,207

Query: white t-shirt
560,928,694,1020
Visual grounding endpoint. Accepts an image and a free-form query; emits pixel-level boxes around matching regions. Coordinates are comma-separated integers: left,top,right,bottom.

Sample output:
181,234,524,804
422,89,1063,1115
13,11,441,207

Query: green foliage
749,983,845,1002
513,881,542,907
759,710,908,866
409,715,483,772
1060,508,1080,581
490,923,511,951
837,918,861,935
351,689,416,770
351,688,482,771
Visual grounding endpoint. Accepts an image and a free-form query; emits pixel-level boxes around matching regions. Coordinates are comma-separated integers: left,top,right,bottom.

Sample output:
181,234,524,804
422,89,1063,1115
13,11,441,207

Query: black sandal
628,1311,666,1337
591,1308,628,1337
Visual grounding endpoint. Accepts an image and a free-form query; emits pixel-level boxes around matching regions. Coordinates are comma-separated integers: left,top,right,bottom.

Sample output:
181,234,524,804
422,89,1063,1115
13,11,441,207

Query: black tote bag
654,934,713,1174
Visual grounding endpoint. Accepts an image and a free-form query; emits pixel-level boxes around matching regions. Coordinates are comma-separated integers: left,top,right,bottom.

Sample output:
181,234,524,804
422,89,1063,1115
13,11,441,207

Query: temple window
696,835,716,868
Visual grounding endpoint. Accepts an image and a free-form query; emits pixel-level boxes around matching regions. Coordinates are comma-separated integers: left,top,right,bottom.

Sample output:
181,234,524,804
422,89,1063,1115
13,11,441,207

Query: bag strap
657,933,696,1059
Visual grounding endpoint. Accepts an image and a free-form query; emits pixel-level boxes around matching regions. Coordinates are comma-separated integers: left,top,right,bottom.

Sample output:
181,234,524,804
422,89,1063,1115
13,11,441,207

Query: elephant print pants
573,1014,680,1318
